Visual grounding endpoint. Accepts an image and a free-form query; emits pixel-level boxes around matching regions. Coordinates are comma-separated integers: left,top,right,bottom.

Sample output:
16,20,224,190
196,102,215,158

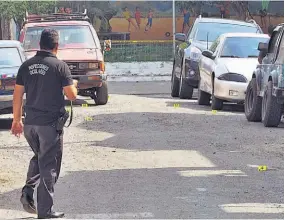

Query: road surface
0,82,283,219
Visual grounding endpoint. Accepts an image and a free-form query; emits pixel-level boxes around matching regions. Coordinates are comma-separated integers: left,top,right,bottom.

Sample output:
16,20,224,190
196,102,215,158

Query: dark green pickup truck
245,23,284,127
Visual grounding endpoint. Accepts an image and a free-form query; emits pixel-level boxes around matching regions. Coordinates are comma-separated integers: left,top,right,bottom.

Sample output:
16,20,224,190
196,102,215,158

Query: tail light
99,62,105,72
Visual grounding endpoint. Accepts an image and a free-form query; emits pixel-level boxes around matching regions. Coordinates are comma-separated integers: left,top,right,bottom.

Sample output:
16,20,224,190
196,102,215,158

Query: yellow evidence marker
173,103,180,108
82,104,89,107
85,116,93,121
258,165,267,171
212,110,217,114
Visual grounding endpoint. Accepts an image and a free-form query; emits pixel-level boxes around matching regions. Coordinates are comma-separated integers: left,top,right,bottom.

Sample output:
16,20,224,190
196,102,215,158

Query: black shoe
38,211,65,219
20,192,37,214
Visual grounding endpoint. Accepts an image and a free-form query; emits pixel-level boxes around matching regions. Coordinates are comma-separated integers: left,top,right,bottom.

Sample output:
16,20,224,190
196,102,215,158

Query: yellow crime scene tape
109,40,173,44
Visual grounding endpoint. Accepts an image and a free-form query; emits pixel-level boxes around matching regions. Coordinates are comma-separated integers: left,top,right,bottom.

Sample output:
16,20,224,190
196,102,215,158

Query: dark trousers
22,125,63,217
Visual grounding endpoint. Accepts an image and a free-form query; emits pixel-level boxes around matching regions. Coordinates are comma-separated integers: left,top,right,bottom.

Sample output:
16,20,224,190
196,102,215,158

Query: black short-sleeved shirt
16,51,73,126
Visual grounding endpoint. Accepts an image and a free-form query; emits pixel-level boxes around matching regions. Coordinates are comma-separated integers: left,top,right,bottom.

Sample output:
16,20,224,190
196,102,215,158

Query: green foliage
0,1,56,24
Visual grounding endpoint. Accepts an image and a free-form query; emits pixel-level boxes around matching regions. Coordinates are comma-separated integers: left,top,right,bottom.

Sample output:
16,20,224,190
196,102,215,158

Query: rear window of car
0,47,22,67
195,22,260,42
220,37,269,58
23,25,97,50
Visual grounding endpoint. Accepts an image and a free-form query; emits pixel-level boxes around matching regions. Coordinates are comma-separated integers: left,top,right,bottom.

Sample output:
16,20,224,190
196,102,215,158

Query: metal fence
102,40,173,62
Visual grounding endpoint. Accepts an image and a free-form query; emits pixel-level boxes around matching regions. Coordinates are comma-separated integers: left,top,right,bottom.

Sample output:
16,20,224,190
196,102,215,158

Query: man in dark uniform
258,24,275,64
11,29,78,219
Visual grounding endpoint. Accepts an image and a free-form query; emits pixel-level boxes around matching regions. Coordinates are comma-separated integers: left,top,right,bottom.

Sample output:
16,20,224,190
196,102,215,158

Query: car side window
186,23,194,39
187,22,198,40
209,37,220,53
268,31,280,53
274,30,284,63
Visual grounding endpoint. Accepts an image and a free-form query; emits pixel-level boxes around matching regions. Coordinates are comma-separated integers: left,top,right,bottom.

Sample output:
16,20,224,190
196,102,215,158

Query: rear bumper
71,70,107,90
214,79,248,102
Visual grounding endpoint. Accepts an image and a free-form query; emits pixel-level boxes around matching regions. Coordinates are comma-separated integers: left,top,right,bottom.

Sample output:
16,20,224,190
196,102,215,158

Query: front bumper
71,70,107,90
0,94,13,112
0,94,26,113
184,59,200,88
214,78,248,102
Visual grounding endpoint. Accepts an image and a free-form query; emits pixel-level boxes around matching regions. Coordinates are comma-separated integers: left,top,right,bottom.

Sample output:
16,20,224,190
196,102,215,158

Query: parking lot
0,81,283,219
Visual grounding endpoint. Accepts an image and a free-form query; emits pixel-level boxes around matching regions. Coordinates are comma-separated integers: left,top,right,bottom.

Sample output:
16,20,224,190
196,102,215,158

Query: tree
0,0,56,37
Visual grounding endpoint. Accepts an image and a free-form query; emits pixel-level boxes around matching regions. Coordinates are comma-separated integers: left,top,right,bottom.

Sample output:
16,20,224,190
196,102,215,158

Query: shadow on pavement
165,100,245,113
0,111,283,219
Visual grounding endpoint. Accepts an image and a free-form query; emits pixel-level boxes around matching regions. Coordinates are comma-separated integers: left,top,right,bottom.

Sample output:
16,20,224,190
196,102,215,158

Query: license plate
88,76,100,81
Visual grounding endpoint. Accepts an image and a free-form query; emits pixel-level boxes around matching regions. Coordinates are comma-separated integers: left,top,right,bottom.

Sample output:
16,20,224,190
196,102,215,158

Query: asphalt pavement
0,81,283,219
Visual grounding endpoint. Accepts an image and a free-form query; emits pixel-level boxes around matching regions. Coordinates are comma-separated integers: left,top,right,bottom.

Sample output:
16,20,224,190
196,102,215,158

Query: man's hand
73,79,78,88
11,120,23,138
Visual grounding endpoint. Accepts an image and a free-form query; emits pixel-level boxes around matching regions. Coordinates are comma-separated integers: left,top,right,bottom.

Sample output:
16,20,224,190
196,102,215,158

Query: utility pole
172,0,176,58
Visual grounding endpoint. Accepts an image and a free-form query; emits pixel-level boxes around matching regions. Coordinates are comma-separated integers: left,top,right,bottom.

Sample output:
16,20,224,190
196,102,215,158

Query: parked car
245,24,284,127
19,10,110,105
0,40,27,115
171,15,263,99
198,33,269,110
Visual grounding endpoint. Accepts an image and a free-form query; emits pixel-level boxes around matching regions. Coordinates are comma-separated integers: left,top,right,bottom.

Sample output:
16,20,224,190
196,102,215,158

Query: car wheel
211,82,223,110
244,78,262,122
171,62,180,97
93,82,108,105
179,72,193,99
261,81,282,127
197,80,210,105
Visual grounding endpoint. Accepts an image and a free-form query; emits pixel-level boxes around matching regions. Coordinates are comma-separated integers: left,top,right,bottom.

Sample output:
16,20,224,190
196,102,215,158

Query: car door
200,36,221,94
174,21,197,79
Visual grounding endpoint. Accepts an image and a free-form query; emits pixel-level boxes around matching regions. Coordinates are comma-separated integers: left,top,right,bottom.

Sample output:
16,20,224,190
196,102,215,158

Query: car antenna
207,32,209,50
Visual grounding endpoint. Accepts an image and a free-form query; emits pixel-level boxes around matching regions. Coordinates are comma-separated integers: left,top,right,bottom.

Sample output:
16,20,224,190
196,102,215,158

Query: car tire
179,73,193,99
261,81,282,127
94,82,108,105
211,83,223,110
245,78,262,122
197,81,210,105
171,63,180,97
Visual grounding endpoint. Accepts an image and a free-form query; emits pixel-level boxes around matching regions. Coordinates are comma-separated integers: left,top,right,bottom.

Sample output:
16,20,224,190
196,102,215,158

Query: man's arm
11,65,25,137
13,65,25,122
13,85,25,122
60,62,78,101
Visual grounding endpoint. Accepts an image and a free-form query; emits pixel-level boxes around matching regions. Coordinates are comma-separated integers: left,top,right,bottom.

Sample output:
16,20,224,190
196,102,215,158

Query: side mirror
103,39,111,52
202,50,214,59
258,42,268,52
175,33,186,42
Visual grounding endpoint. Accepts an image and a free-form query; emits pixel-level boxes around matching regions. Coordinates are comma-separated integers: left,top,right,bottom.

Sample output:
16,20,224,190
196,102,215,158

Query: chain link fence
102,40,173,62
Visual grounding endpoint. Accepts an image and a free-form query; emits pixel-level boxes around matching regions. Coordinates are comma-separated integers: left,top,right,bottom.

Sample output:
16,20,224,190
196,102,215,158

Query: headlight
218,73,247,83
79,63,88,69
79,63,98,69
185,46,202,62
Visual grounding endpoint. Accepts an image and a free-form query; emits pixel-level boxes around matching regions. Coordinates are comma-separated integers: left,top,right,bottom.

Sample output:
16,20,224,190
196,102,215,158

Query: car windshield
23,25,97,50
0,47,22,68
220,37,269,58
195,22,260,42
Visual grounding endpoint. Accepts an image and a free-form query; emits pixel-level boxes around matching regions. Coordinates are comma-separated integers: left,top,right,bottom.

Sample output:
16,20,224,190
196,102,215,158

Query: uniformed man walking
11,29,78,219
